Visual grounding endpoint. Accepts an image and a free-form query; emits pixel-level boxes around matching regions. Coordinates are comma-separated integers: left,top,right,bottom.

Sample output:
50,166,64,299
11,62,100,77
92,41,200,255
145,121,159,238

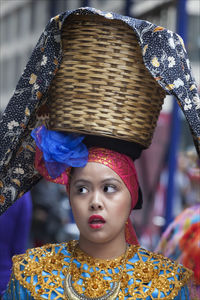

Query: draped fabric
0,7,199,214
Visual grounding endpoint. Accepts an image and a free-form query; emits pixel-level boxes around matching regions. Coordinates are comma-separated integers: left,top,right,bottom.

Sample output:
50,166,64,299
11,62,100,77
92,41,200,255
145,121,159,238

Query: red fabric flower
179,222,200,285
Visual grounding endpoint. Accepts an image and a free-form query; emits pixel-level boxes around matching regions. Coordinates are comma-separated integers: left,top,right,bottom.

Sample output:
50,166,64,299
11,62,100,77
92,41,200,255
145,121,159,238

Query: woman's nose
89,192,103,210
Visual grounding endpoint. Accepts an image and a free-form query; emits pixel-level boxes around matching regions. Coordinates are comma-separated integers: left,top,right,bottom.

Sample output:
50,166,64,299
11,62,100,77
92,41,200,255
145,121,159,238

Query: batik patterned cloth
0,7,199,214
2,240,192,299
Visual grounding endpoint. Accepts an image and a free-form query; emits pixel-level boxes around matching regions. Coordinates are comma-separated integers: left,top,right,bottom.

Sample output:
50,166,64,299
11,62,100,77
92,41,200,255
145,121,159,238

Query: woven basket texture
48,14,166,148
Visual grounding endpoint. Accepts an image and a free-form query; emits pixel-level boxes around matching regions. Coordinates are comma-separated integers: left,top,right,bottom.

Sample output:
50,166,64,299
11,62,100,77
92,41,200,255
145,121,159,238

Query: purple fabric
0,192,32,295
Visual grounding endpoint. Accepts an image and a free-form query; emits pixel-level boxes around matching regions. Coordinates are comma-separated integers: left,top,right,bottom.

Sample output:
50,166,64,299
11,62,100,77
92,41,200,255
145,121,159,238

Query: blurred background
0,0,199,251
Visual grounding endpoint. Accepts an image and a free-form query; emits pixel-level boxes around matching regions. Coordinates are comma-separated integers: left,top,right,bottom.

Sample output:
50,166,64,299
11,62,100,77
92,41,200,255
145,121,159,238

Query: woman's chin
79,232,111,245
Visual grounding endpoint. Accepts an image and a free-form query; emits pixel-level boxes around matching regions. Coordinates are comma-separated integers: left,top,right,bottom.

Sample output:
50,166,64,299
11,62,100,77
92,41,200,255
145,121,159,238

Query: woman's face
69,162,132,245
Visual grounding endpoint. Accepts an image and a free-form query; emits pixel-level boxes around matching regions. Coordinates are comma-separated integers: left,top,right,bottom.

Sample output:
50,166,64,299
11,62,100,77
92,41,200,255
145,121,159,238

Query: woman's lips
88,215,105,229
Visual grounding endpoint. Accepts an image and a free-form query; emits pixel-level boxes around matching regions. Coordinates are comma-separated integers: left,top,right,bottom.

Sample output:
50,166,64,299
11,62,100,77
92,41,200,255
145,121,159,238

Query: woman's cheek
71,200,84,220
114,195,131,219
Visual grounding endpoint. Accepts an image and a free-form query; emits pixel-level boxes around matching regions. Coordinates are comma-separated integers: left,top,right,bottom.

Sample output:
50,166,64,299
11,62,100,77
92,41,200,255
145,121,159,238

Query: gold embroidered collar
11,241,193,300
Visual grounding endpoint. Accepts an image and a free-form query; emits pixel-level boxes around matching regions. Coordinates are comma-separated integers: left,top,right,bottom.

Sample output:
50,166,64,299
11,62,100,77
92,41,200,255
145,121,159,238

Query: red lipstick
88,215,105,229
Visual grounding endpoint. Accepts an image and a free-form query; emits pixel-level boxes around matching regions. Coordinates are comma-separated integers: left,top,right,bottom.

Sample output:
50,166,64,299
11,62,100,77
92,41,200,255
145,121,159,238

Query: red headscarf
35,146,139,245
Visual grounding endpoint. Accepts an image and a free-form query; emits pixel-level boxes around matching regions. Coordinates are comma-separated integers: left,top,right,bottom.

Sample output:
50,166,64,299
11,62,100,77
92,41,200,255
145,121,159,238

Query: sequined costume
3,241,192,299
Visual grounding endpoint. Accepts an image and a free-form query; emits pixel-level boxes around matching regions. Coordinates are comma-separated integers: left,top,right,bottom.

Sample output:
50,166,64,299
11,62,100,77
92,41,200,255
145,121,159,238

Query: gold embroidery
11,241,193,299
64,241,130,299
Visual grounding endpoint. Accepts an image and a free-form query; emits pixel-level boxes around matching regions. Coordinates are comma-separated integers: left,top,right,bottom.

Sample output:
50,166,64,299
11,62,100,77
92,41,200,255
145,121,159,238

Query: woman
1,5,198,299
3,127,192,299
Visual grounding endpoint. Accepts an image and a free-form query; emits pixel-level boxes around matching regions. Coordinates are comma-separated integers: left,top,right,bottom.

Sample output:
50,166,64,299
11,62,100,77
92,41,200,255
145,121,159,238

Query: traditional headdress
0,7,199,214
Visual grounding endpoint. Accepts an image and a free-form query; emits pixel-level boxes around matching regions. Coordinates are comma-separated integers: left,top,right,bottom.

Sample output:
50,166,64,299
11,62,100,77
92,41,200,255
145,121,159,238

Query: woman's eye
103,185,116,193
77,186,88,194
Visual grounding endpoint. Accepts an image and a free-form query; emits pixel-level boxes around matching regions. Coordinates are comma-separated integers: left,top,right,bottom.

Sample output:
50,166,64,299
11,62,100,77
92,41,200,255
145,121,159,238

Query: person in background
156,204,200,299
0,192,32,296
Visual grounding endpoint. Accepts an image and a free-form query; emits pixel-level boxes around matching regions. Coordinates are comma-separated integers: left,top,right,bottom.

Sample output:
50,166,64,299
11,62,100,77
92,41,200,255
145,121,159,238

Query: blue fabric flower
31,125,88,178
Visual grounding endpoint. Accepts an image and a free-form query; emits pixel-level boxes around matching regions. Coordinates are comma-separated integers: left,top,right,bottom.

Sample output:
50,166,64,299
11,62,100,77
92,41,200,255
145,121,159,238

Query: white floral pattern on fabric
41,55,48,66
168,56,175,68
7,121,19,130
0,6,199,214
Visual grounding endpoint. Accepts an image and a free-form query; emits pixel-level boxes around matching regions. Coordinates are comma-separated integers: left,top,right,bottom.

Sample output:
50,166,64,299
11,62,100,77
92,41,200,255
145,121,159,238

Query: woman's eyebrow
73,179,91,185
72,178,122,185
101,178,122,184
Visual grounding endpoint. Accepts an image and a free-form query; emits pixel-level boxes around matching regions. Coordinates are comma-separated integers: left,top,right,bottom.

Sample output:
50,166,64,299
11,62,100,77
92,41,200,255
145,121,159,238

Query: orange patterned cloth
35,146,139,245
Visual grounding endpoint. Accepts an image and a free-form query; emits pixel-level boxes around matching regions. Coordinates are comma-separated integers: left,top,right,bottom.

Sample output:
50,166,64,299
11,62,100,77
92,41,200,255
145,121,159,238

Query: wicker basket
48,14,166,148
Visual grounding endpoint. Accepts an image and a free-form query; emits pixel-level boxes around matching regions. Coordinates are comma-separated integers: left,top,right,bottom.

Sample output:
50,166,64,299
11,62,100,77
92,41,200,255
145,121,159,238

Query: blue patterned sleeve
2,272,33,300
174,285,190,300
